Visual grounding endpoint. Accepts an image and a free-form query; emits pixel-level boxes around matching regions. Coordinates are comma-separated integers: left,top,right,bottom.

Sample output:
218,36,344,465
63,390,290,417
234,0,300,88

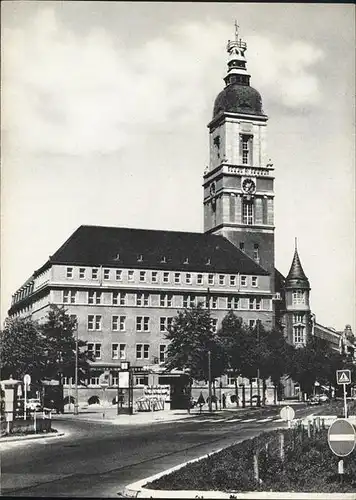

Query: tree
217,311,251,406
287,336,333,398
40,305,93,384
164,303,226,382
0,316,45,383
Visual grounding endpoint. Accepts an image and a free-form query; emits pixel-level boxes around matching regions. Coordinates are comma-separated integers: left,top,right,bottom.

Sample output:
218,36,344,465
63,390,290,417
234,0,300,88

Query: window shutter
239,134,243,163
249,136,253,165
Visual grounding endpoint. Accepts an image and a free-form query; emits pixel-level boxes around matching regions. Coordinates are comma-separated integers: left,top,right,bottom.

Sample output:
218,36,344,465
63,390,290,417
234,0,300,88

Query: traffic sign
23,374,31,386
328,418,356,457
280,405,295,421
336,370,351,385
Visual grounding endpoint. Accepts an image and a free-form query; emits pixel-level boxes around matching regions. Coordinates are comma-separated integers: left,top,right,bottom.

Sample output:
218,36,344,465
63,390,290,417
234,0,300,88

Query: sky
1,2,355,331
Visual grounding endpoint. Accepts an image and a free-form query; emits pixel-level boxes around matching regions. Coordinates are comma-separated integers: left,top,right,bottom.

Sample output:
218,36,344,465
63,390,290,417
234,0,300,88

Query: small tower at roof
285,238,310,289
224,20,250,87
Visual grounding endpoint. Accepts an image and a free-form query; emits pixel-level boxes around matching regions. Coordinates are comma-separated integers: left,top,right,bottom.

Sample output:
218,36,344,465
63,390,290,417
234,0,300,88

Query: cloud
248,36,324,108
2,7,324,158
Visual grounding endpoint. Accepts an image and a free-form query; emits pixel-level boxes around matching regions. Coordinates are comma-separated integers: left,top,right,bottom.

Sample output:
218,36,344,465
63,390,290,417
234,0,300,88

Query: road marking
240,418,256,423
257,417,274,422
274,418,284,422
228,418,242,423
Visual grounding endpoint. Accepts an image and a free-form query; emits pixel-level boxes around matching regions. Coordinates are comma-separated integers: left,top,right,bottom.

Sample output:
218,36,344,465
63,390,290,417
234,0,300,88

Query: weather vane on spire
234,20,239,41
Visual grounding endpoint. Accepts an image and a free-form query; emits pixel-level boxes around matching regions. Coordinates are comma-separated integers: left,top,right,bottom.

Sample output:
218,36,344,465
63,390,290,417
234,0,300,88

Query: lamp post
74,323,79,415
256,320,261,407
207,287,213,413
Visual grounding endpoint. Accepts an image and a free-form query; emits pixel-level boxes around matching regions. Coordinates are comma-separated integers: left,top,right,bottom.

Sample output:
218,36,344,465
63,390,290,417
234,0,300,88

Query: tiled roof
44,225,269,275
285,249,310,288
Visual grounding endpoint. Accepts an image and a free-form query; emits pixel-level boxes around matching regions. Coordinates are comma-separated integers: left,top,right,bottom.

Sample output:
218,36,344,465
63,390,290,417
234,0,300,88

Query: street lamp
74,322,79,415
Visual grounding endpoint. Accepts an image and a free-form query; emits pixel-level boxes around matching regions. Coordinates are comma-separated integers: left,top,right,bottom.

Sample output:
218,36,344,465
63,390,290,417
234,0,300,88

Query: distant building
8,25,346,403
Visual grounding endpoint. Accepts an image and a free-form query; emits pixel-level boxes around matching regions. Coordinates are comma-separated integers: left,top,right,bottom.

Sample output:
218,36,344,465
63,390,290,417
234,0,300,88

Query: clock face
242,178,256,194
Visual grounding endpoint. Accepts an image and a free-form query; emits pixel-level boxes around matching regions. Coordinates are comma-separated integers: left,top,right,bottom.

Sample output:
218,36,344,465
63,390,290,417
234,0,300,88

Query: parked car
318,394,330,403
26,398,42,411
308,396,321,405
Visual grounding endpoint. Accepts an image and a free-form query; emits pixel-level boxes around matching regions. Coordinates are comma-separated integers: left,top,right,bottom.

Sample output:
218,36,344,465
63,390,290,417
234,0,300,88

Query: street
1,405,315,497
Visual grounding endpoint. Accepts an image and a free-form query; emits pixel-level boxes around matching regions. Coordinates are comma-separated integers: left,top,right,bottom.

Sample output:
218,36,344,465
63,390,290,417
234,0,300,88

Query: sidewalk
54,403,274,426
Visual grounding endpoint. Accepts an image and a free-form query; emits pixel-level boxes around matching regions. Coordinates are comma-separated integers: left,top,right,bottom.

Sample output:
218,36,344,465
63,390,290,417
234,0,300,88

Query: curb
0,431,65,444
123,427,356,500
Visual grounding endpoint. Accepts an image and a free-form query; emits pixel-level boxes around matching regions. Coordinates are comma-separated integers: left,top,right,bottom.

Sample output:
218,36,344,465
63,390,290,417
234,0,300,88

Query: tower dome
212,22,265,119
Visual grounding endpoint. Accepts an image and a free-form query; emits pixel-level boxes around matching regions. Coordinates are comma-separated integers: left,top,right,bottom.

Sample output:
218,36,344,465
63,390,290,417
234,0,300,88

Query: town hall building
8,25,345,404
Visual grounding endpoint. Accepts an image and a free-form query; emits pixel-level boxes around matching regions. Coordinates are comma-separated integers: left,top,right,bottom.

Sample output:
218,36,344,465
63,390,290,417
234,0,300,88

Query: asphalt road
1,405,313,497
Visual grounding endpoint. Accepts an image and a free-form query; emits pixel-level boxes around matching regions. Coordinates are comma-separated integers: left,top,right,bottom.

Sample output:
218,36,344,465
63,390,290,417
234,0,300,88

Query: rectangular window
160,293,173,307
88,290,102,305
239,242,245,251
160,317,173,332
293,326,305,344
112,292,119,305
128,270,134,282
208,274,214,285
197,274,203,285
241,276,247,287
249,319,256,328
228,296,239,309
119,292,126,306
256,298,262,310
63,290,76,304
183,295,195,308
211,318,218,333
89,376,100,386
111,343,127,360
253,244,259,261
116,270,122,281
88,315,102,331
163,272,170,283
136,316,150,332
139,271,146,282
230,276,237,286
293,313,304,323
219,275,225,285
252,276,258,287
79,268,86,279
135,376,149,386
249,298,255,310
136,344,149,360
103,269,110,280
292,290,305,305
211,296,218,309
151,271,158,283
185,273,192,284
112,343,119,359
174,272,181,284
92,268,98,280
112,315,126,331
159,345,166,363
88,342,101,359
242,202,254,224
241,134,252,165
66,267,73,279
136,293,149,306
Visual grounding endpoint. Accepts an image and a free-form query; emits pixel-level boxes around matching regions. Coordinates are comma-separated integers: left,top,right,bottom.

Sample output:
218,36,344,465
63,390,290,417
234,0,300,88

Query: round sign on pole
99,371,110,389
23,374,31,386
328,418,356,457
280,405,295,421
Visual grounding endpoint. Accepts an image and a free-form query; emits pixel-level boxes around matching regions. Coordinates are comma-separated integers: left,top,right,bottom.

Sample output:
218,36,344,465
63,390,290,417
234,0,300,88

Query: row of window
87,314,219,332
292,291,306,305
65,267,259,287
87,342,166,362
63,291,268,309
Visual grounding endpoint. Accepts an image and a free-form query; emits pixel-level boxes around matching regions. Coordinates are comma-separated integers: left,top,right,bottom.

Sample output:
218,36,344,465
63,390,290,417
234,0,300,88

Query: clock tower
203,24,275,282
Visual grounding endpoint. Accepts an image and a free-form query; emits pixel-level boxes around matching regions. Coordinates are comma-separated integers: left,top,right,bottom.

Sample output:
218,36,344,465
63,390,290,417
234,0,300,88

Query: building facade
7,25,344,403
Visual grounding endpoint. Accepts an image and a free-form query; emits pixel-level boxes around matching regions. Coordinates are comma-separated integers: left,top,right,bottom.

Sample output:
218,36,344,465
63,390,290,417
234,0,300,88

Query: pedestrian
197,392,205,414
222,393,226,409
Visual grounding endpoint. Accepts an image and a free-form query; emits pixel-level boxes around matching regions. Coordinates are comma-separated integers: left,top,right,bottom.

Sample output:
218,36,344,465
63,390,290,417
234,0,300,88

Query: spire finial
234,20,239,42
295,237,298,251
